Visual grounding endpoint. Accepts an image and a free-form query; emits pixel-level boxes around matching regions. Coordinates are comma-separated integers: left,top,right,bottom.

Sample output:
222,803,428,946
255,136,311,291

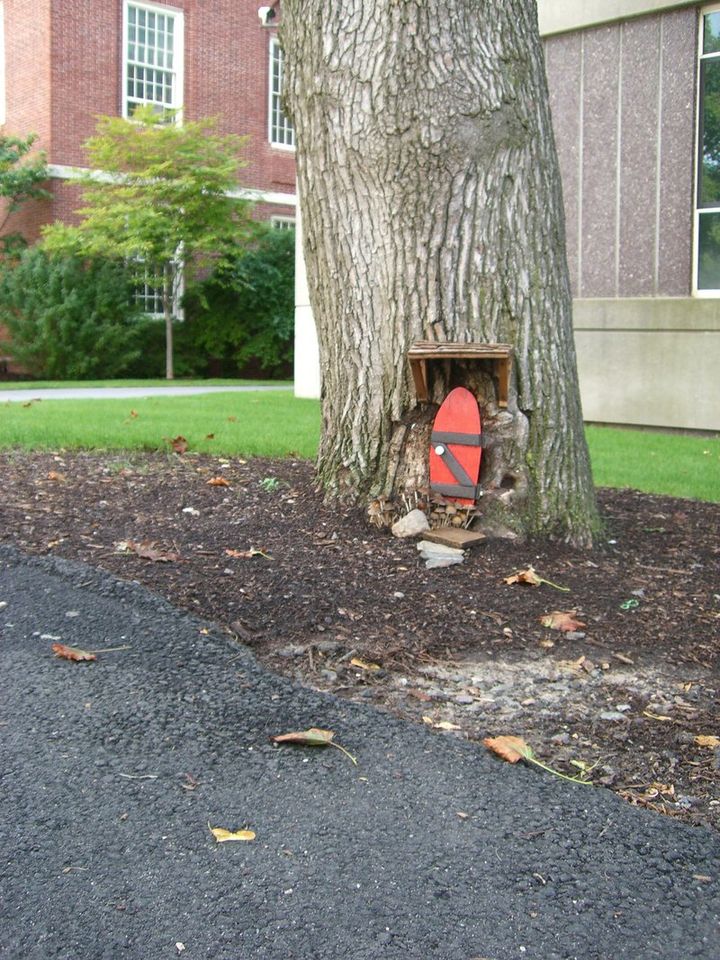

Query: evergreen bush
0,247,144,379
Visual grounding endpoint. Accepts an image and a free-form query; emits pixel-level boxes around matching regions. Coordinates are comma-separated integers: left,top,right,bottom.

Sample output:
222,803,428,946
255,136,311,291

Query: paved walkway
1,547,718,960
0,384,291,403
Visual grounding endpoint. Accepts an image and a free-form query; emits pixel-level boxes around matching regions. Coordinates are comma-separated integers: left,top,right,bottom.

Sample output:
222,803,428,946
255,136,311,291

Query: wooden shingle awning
407,341,513,406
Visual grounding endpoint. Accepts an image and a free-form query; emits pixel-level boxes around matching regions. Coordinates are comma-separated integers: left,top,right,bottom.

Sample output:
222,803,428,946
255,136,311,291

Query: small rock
182,507,200,516
600,711,628,722
65,611,80,618
454,694,475,705
276,645,306,658
473,520,520,541
391,509,429,538
315,639,342,655
565,631,586,641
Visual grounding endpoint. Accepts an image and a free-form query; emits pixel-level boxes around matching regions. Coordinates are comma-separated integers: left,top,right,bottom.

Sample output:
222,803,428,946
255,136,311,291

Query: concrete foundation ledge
538,0,694,37
573,298,720,432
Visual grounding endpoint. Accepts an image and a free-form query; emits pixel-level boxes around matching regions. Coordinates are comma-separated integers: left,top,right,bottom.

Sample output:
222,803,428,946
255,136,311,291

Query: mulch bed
2,450,718,830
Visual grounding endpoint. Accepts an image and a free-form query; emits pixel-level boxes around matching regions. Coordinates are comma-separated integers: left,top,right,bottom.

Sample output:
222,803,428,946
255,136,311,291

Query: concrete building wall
294,1,720,431
544,7,696,298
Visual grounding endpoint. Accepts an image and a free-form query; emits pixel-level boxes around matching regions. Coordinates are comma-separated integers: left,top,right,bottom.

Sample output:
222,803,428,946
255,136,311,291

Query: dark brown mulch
2,450,718,830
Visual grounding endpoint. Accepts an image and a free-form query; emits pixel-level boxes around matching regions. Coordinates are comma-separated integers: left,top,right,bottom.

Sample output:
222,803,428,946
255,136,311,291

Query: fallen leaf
504,565,569,592
47,471,66,482
116,540,180,562
166,435,188,454
271,727,357,764
272,727,335,747
538,638,555,649
209,825,255,843
695,735,720,749
350,657,381,671
539,610,586,632
52,643,97,662
483,734,591,785
643,710,673,722
456,811,470,820
483,735,533,764
225,548,273,560
227,415,237,423
503,566,542,586
408,688,432,702
129,410,138,419
205,433,215,440
207,476,230,487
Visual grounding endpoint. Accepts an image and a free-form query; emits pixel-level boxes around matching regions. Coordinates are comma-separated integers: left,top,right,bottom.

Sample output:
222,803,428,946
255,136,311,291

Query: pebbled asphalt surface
1,546,718,960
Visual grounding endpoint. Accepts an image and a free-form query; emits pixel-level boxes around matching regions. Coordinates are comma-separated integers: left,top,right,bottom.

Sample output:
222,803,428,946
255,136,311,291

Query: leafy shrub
0,247,144,379
184,226,295,377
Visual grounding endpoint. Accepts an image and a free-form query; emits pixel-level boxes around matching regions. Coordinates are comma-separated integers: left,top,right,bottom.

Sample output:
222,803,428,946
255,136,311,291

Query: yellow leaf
695,735,720,749
209,825,256,843
643,710,673,722
350,657,380,671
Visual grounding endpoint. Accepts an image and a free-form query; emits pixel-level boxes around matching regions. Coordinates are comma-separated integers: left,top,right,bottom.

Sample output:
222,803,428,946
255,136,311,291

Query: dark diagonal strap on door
433,441,474,487
431,430,484,448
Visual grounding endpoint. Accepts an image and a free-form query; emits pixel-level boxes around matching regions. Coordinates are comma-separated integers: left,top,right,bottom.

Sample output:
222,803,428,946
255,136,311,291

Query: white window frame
122,0,184,122
133,259,184,320
268,37,295,150
0,2,6,127
270,215,296,230
694,3,720,296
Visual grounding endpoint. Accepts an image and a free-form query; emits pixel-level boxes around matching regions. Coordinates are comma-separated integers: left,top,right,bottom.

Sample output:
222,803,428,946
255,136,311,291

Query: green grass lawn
0,389,717,501
0,377,291,390
0,390,320,460
585,425,719,503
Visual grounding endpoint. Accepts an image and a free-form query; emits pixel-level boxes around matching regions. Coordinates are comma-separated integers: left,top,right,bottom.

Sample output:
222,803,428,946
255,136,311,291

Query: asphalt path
1,546,718,960
0,385,291,403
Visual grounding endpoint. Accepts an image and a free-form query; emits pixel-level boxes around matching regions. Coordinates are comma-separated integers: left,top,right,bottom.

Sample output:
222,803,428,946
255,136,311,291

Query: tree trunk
281,0,599,546
163,262,174,381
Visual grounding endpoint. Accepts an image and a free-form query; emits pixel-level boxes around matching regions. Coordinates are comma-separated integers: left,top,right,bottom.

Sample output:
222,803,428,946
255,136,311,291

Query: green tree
0,247,144,379
0,133,50,257
42,108,255,379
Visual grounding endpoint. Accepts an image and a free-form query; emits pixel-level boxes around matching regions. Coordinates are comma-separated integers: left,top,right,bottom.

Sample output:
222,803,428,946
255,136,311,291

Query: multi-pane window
269,38,295,148
697,7,720,291
123,1,183,119
134,267,165,316
270,216,296,230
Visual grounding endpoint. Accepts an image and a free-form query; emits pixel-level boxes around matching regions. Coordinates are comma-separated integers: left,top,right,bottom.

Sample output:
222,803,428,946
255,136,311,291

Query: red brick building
0,0,297,243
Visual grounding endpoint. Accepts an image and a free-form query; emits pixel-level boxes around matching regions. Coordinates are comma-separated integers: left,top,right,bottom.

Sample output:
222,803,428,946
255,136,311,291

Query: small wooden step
423,527,487,549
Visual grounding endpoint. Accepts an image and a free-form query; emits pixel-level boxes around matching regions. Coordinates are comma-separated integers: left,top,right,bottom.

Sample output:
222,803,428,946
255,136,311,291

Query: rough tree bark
281,0,599,546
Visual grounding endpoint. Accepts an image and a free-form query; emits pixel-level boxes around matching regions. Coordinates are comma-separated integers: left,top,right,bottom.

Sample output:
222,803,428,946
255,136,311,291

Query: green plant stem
538,577,571,592
329,741,358,766
525,756,591,784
